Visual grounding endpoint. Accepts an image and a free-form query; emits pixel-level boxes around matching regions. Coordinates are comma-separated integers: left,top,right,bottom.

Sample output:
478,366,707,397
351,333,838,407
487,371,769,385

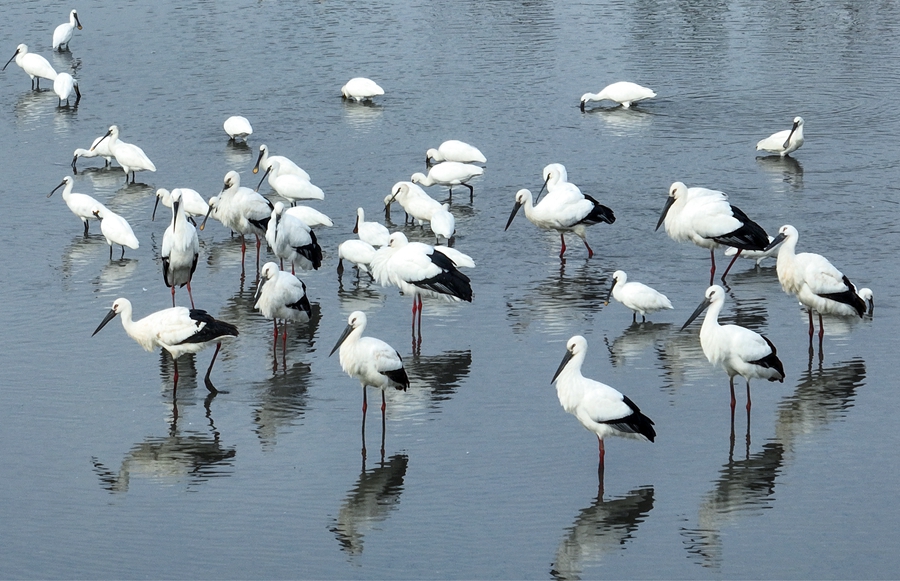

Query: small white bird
411,161,484,202
152,188,209,224
536,163,587,204
265,202,323,273
551,335,656,473
330,310,409,417
93,206,139,260
48,176,107,236
764,225,867,338
161,189,200,308
337,239,377,279
580,82,656,111
53,10,83,51
223,115,253,142
72,132,115,171
255,262,312,346
681,285,785,411
340,77,384,102
385,182,443,226
92,297,238,394
53,72,80,106
426,140,486,165
429,203,456,245
724,236,777,267
605,270,673,323
256,159,323,204
91,125,157,184
3,44,58,90
251,144,310,181
756,116,805,157
354,207,390,247
284,205,334,228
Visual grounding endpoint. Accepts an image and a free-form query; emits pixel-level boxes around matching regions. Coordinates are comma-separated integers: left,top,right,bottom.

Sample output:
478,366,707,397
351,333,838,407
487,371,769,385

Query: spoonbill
251,144,310,181
429,203,456,245
605,270,673,323
72,132,115,170
93,206,139,260
551,335,656,477
152,188,209,224
337,239,377,279
536,163,586,204
341,77,384,102
764,225,866,339
53,10,83,51
385,181,442,226
91,125,157,184
161,189,199,308
756,116,804,157
3,44,57,89
92,297,238,394
655,182,770,285
223,115,252,142
411,161,484,202
371,232,474,335
53,72,80,106
426,140,486,165
858,288,874,316
681,285,785,411
201,171,272,272
504,188,615,259
354,207,389,247
48,176,106,236
255,262,312,348
265,202,322,272
285,205,333,228
580,82,656,111
256,159,323,204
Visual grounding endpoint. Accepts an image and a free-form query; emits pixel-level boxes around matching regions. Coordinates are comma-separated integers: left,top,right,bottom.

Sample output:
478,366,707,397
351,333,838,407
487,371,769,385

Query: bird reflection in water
604,321,672,368
331,454,408,557
755,154,804,192
223,138,253,168
341,99,383,131
583,105,655,138
681,441,785,570
251,360,311,451
156,349,219,416
91,385,236,493
551,486,655,581
507,261,610,335
337,273,385,311
402,349,472,412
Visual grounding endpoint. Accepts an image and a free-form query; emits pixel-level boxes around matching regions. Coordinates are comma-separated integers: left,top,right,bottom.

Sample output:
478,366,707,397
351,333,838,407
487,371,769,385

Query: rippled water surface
1,0,898,578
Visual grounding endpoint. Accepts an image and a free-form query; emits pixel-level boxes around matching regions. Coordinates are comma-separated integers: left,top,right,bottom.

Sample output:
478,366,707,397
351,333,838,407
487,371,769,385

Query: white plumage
340,77,384,102
223,115,253,141
385,182,443,226
153,188,209,223
201,171,273,271
606,270,673,322
285,205,333,228
337,239,377,277
252,144,310,181
53,10,82,51
429,203,456,245
161,189,200,308
48,176,107,236
3,44,57,89
91,125,156,184
72,132,115,170
53,72,80,106
93,206,139,260
411,161,484,201
756,116,804,157
580,81,656,111
255,262,312,345
265,202,323,273
354,207,389,247
426,140,486,165
257,159,324,204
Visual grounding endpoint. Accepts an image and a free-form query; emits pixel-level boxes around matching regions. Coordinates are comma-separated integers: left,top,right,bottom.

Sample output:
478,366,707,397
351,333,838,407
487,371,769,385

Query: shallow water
1,0,898,578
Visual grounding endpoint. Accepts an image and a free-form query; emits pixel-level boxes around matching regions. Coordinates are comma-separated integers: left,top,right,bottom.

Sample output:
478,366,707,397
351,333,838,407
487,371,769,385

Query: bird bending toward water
756,116,804,157
580,82,655,111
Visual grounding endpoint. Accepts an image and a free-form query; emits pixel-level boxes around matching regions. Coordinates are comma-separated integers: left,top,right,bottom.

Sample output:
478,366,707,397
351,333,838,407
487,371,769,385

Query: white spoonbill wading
385,181,443,226
3,44,57,89
93,206,139,260
426,140,486,165
764,225,866,339
580,81,656,111
551,335,656,478
152,188,209,224
341,78,384,102
256,159,324,205
223,116,252,142
265,202,323,273
48,176,107,236
681,285,785,411
371,232,474,335
411,161,484,202
354,207,390,247
337,239,377,278
255,262,312,348
53,10,83,51
92,297,239,394
285,205,334,228
429,203,456,245
505,188,615,259
605,270,673,323
655,181,770,285
251,144,310,181
161,189,200,308
53,72,80,106
756,116,804,157
91,125,157,184
72,132,115,170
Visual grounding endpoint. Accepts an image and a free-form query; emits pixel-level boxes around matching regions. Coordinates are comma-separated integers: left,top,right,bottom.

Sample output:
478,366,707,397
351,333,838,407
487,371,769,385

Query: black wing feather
580,194,616,225
602,395,656,442
749,335,785,382
819,275,866,318
178,310,239,344
709,204,769,250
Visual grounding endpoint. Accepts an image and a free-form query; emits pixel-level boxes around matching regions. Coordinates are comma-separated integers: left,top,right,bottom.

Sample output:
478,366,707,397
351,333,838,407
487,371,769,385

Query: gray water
1,0,898,578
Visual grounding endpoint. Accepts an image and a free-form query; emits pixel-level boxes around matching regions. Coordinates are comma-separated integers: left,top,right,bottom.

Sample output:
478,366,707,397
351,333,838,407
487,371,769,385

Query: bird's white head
764,224,798,252
551,335,588,384
410,172,426,184
222,170,240,192
330,310,368,356
92,297,132,336
388,232,409,248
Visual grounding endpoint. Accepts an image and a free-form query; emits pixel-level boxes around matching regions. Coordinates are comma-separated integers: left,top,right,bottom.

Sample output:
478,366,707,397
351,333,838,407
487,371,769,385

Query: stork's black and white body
92,298,239,394
655,182,770,285
765,225,867,339
255,262,312,349
265,201,322,273
162,189,200,308
201,171,272,273
551,335,656,478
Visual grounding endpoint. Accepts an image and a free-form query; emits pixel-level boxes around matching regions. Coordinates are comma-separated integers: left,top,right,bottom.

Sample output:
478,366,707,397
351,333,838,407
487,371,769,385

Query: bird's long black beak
252,148,265,174
151,194,161,221
504,201,522,231
353,215,359,234
71,154,78,170
2,50,18,71
763,232,786,252
655,196,676,231
48,180,66,198
783,121,799,149
255,166,271,192
604,278,618,306
551,349,574,384
681,297,712,331
74,83,81,102
199,203,214,231
75,14,83,30
329,323,354,356
535,174,550,204
92,308,118,336
90,130,111,151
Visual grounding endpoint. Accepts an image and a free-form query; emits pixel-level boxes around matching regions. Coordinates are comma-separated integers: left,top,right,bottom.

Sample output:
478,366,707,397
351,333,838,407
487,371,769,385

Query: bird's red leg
818,312,825,339
255,235,262,274
729,377,736,411
362,386,368,415
186,282,195,309
582,238,593,259
807,309,815,337
746,380,752,411
721,249,742,282
381,389,386,413
173,356,179,397
598,437,605,467
559,233,567,257
170,285,176,307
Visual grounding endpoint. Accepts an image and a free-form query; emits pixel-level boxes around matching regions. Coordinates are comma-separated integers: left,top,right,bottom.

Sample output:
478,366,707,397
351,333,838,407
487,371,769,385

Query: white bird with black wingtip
255,262,312,348
161,189,200,308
